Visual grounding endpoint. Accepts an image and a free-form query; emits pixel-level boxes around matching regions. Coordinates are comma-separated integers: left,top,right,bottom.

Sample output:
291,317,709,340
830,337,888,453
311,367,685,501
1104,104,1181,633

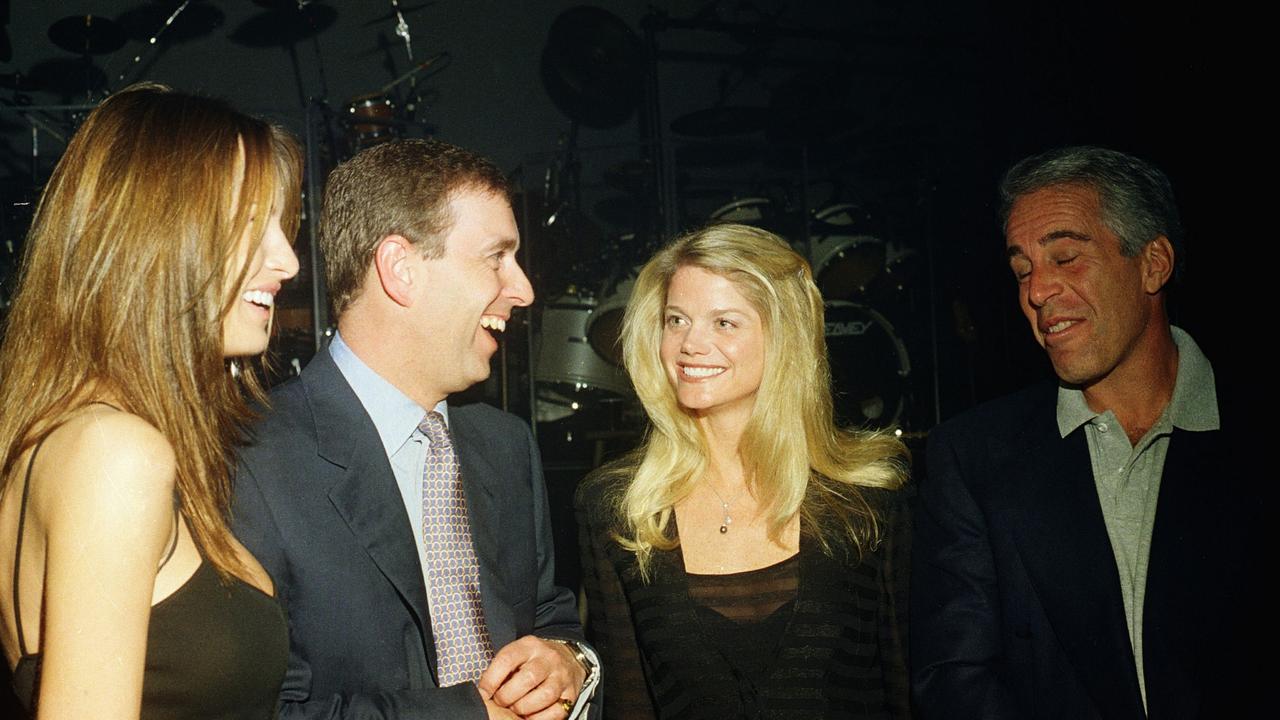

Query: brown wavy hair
0,83,301,579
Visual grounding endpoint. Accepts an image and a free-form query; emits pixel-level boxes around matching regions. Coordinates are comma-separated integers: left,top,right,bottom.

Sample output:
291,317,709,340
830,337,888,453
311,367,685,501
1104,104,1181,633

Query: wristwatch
543,638,601,717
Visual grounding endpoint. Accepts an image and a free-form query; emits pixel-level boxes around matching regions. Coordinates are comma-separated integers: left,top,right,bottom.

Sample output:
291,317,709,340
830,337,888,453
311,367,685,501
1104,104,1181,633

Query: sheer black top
576,480,911,720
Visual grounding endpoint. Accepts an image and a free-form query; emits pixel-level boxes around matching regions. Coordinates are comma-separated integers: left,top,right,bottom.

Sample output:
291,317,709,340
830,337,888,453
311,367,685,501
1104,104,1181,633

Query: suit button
1014,627,1031,639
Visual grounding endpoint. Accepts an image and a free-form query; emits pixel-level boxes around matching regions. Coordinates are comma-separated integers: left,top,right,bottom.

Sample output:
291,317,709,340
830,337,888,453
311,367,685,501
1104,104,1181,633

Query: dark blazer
910,381,1258,720
232,348,585,719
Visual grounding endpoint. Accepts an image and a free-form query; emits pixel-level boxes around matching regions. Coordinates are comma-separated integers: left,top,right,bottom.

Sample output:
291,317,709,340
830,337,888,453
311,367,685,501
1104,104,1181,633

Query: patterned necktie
419,411,493,686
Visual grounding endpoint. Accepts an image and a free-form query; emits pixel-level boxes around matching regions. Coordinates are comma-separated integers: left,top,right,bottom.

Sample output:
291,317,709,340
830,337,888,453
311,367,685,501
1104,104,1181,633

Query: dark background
0,1,1253,711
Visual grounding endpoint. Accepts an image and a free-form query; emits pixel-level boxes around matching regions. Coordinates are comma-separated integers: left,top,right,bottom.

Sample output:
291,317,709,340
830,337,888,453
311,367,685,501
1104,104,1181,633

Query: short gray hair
999,146,1183,277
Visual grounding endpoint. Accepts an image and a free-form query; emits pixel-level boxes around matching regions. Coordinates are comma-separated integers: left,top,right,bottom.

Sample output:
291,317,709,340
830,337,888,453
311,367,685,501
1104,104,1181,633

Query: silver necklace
707,480,747,534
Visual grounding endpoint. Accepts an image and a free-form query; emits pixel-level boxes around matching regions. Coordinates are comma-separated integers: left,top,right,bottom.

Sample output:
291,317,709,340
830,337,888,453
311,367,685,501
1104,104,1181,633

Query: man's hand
482,694,521,720
477,636,586,719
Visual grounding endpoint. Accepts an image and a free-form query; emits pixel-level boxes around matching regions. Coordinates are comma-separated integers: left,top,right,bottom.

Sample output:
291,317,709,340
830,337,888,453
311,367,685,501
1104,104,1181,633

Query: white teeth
1047,320,1074,334
682,366,725,378
242,290,275,308
480,316,506,332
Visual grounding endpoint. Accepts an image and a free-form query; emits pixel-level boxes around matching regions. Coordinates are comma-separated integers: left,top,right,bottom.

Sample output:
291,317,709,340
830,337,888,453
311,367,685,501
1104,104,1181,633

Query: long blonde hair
0,83,301,579
594,223,907,577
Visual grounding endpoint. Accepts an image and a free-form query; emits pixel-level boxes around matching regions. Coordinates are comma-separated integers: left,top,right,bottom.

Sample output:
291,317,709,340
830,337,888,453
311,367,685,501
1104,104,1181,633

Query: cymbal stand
113,0,193,88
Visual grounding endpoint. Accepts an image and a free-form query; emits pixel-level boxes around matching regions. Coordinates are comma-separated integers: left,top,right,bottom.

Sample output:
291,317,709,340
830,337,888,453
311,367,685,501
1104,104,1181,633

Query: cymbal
540,6,643,128
230,3,338,47
117,1,225,45
670,106,768,137
48,15,128,55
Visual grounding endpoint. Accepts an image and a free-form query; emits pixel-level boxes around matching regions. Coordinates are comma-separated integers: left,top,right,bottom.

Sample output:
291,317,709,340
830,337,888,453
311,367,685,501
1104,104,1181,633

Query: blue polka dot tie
419,411,493,686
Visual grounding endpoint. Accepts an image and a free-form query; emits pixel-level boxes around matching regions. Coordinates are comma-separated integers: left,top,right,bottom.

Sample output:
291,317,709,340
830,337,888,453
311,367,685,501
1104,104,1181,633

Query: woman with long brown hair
0,84,300,718
577,223,912,719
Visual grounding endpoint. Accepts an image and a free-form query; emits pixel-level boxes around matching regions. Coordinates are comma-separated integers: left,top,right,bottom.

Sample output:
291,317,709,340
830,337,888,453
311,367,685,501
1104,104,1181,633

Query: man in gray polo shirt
911,146,1256,719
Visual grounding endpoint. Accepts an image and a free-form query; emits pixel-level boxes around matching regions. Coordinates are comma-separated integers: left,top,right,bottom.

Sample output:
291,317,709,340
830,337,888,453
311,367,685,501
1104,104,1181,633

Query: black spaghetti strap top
9,430,289,719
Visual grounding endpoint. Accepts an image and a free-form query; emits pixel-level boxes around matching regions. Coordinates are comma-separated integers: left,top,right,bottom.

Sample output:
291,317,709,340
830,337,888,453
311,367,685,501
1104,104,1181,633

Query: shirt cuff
547,639,600,720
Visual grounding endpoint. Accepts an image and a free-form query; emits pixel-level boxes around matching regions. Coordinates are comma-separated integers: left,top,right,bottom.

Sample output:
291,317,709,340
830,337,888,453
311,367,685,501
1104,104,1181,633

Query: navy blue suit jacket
232,348,585,719
911,381,1258,719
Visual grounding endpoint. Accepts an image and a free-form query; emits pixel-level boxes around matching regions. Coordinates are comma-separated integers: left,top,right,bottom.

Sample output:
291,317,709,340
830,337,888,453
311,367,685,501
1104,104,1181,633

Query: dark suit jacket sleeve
910,424,1020,720
233,457,486,720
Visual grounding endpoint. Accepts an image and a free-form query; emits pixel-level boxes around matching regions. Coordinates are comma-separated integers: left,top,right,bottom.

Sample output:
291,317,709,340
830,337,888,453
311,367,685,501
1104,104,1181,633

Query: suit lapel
448,409,518,650
1142,427,1222,717
1002,395,1145,718
301,351,437,673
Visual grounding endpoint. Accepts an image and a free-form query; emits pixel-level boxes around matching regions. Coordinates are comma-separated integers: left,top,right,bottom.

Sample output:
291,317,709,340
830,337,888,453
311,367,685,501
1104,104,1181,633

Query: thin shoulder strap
158,505,180,570
13,436,49,657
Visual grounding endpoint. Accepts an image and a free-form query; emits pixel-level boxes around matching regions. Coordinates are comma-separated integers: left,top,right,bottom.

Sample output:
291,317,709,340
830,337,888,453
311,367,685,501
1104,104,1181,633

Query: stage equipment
534,291,633,414
541,6,643,129
808,202,886,301
343,93,400,152
585,264,640,368
48,15,127,55
823,301,910,429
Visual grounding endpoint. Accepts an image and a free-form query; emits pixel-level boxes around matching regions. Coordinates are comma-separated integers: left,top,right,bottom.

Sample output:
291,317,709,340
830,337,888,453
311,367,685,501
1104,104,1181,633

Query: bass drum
534,293,631,424
824,301,909,429
808,203,886,302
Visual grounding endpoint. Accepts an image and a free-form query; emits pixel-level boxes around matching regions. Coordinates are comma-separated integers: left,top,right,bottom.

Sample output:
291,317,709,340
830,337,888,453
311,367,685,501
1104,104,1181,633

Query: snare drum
345,93,400,152
823,301,909,429
809,203,886,302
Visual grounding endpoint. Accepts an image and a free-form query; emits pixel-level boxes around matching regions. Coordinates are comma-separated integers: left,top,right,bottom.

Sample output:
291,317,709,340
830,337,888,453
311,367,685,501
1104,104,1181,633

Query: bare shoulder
31,406,177,525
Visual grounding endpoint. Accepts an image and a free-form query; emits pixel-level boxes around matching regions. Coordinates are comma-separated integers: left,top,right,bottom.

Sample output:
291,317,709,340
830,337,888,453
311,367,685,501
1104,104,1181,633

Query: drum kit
527,183,919,460
711,196,916,428
0,1,443,351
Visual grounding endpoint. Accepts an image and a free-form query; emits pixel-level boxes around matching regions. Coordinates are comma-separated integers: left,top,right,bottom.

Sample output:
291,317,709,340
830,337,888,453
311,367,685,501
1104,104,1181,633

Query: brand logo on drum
826,319,873,336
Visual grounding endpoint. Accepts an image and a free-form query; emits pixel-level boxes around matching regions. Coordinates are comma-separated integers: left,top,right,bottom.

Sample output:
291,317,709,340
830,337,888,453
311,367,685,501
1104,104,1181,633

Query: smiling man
232,140,598,720
911,146,1256,719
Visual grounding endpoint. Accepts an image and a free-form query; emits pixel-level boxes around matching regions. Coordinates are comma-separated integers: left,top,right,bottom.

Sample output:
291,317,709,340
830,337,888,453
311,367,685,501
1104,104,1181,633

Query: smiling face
408,187,533,399
222,199,300,357
1005,184,1167,390
659,265,766,427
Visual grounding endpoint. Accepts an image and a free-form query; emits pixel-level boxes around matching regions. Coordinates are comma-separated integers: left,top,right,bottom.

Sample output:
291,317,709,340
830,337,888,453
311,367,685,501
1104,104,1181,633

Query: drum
585,267,640,368
709,196,803,239
535,293,632,407
808,203,886,302
823,301,910,429
710,196,773,224
344,93,400,152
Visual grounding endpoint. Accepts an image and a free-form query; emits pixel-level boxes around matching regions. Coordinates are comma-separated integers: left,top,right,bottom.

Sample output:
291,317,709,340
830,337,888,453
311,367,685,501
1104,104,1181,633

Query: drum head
823,301,909,429
709,197,803,238
535,295,632,397
811,203,885,301
585,268,639,367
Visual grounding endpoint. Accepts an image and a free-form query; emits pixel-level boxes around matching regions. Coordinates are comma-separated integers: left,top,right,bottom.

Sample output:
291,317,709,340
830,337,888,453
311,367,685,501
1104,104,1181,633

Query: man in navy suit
911,146,1256,719
233,139,598,720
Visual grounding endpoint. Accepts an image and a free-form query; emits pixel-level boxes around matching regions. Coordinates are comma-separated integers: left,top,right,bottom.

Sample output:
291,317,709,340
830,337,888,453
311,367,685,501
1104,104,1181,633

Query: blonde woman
577,224,911,719
0,84,300,718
